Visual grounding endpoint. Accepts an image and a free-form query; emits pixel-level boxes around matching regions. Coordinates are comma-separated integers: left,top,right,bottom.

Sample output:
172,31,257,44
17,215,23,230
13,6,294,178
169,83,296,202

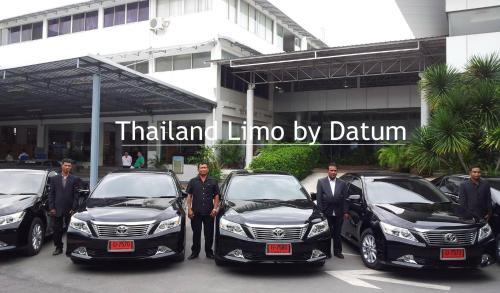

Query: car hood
224,199,321,225
80,198,177,222
0,194,36,215
372,202,481,229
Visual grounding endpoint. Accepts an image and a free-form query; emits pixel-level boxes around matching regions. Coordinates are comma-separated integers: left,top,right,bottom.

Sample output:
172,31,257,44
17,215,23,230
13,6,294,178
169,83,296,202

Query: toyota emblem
115,225,129,235
443,233,457,243
272,228,285,239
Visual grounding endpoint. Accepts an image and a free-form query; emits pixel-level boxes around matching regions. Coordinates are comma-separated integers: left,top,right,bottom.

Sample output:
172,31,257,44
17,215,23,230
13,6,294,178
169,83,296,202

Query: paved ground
2,223,500,293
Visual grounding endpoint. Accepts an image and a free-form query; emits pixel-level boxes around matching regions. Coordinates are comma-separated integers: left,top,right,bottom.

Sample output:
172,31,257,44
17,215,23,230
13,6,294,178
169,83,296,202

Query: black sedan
432,174,500,260
214,171,331,266
0,168,57,256
66,170,186,264
340,172,496,269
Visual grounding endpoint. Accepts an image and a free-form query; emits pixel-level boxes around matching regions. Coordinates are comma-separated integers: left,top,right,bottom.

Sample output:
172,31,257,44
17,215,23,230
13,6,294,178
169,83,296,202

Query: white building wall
446,0,500,11
274,85,420,113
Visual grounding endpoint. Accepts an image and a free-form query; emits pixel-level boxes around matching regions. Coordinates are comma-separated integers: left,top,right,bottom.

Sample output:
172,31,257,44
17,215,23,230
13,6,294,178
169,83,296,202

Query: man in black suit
48,158,80,255
316,162,349,258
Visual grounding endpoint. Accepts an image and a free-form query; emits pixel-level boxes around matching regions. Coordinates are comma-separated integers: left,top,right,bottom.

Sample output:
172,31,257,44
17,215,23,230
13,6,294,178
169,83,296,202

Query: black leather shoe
188,254,199,260
334,253,344,259
206,253,215,259
52,248,63,256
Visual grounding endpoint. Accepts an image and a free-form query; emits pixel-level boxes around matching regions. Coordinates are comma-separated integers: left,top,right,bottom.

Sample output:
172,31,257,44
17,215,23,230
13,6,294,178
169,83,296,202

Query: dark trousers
191,214,214,255
52,214,71,249
326,215,343,254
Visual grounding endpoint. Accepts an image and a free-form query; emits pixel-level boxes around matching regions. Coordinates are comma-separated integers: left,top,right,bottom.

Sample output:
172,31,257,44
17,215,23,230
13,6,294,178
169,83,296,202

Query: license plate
440,248,465,260
266,243,292,255
108,240,135,252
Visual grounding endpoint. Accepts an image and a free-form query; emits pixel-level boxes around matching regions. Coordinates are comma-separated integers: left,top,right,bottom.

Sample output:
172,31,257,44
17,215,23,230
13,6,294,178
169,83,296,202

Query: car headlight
380,222,418,242
0,211,25,226
478,223,492,242
69,217,91,235
154,216,181,234
220,218,247,238
308,220,329,238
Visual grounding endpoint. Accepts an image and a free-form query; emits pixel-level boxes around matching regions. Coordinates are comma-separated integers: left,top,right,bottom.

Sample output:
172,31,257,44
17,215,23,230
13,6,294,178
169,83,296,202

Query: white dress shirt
329,177,336,216
122,155,132,167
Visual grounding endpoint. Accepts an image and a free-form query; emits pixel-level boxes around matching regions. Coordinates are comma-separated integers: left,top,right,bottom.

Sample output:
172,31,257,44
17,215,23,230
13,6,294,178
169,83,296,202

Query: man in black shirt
458,165,492,220
186,162,220,260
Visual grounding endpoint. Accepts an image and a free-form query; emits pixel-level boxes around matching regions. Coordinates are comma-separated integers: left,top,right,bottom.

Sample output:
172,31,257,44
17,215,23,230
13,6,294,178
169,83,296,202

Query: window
158,0,211,18
239,1,249,30
115,5,126,25
155,52,211,71
5,22,44,45
173,54,191,70
59,16,71,35
127,2,139,23
227,0,237,23
449,6,500,36
48,11,98,38
121,60,149,74
238,1,274,44
155,56,173,72
8,26,20,44
21,25,32,41
85,11,98,30
192,52,211,68
104,1,149,28
72,13,85,33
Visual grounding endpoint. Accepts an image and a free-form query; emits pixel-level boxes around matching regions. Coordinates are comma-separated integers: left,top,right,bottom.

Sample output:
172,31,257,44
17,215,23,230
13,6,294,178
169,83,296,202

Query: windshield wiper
12,193,38,195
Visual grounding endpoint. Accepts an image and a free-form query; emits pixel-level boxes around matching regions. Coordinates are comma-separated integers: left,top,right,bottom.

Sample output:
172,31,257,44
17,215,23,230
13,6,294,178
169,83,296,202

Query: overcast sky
0,0,416,46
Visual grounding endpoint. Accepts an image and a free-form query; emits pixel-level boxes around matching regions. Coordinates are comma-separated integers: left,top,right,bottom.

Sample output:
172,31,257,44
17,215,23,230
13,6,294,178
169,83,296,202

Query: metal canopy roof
214,37,446,85
0,55,215,121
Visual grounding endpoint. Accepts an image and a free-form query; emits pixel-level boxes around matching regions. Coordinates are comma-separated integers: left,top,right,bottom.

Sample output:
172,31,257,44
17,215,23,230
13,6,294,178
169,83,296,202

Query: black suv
340,172,495,269
214,171,331,266
67,170,187,264
432,175,500,260
0,168,57,256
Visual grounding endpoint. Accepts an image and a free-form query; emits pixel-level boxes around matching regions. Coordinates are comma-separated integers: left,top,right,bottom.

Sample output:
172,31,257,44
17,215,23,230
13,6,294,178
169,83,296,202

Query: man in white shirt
121,151,132,168
316,163,349,258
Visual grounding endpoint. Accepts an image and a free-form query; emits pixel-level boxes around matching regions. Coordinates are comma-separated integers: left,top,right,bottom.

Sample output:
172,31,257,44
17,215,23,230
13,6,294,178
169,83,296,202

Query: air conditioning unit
149,17,168,32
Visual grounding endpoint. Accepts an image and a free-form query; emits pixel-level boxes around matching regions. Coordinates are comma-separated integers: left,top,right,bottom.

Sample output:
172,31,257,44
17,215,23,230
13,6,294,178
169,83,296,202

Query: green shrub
377,143,409,172
187,146,221,180
215,140,244,168
249,144,320,180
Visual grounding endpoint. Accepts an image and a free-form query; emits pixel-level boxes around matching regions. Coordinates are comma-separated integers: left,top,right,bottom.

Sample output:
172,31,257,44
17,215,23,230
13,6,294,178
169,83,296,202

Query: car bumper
216,231,331,264
382,237,496,269
66,230,184,262
0,227,21,251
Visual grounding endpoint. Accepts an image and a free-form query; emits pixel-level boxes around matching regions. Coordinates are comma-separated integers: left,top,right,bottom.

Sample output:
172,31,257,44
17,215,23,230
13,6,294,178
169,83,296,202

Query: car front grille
92,223,153,238
419,229,477,246
248,226,307,241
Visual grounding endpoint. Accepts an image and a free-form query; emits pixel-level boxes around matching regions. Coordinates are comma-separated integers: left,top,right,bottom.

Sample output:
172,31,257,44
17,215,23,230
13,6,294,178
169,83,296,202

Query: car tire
360,228,383,270
23,217,44,256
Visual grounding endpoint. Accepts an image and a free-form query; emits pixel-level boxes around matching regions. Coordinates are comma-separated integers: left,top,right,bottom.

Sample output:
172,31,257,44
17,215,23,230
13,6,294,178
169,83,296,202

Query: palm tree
483,127,500,171
419,64,461,111
406,127,442,174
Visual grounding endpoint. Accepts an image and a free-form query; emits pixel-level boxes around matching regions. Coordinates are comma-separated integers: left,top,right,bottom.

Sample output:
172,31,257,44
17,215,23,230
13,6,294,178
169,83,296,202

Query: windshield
226,175,308,201
365,177,451,204
91,173,177,199
0,171,45,195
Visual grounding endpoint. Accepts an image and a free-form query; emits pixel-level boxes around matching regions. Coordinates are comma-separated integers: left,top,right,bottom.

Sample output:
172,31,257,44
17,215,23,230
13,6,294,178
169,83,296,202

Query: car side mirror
445,193,459,203
78,189,90,199
310,192,317,201
348,194,361,202
180,190,188,198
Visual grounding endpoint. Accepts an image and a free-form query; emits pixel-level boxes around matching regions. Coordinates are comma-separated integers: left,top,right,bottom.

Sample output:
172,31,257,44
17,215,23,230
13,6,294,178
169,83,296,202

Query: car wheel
23,218,44,256
360,229,383,270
